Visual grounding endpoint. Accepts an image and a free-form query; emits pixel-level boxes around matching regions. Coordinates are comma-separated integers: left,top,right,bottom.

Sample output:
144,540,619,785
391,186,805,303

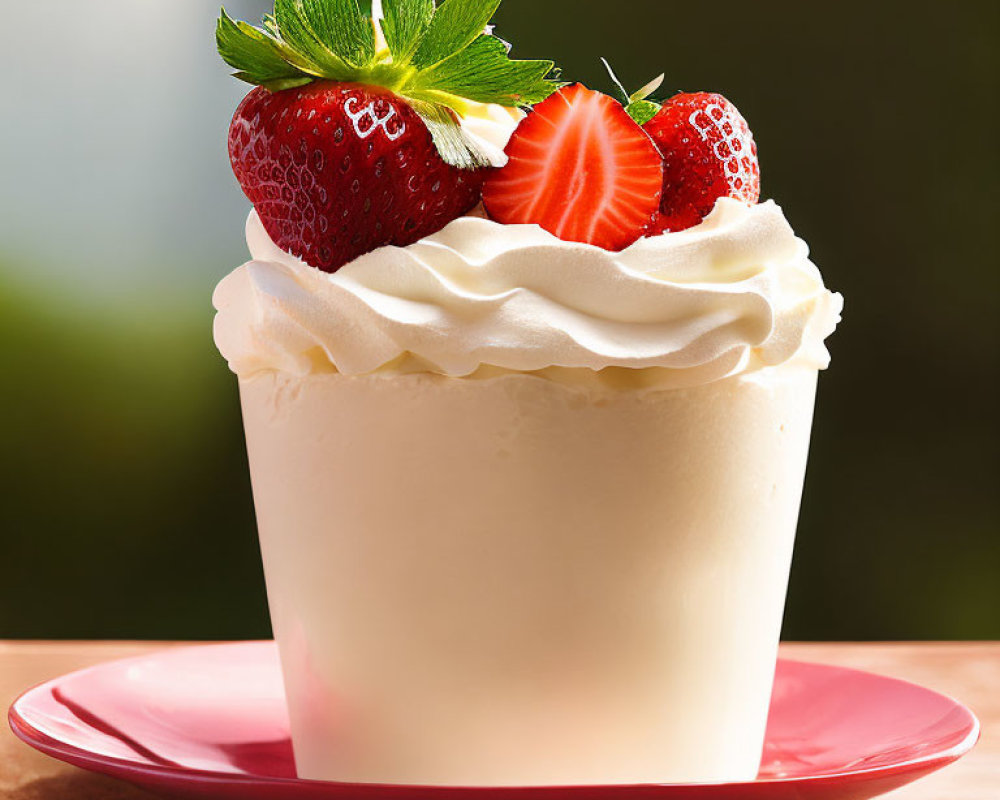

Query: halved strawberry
482,84,663,251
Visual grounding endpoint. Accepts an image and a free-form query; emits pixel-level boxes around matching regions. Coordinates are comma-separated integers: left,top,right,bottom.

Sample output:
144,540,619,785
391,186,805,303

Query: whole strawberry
640,92,760,233
217,0,557,272
228,83,484,272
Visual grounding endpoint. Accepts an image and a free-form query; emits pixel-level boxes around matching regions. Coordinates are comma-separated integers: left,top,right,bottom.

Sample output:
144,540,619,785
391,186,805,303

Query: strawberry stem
600,57,632,106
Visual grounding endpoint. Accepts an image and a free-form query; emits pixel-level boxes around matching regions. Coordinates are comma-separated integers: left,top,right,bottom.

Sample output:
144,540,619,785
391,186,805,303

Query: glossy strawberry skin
643,92,760,234
229,82,484,272
482,84,663,251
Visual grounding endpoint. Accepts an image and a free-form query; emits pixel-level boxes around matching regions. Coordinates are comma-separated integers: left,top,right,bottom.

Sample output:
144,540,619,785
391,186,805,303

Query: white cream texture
214,198,842,386
245,366,817,785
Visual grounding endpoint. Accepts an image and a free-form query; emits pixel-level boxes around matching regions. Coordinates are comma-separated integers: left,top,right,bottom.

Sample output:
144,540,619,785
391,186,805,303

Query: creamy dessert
214,0,842,787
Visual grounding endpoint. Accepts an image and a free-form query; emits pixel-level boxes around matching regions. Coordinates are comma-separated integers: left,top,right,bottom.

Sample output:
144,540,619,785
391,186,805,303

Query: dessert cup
215,0,842,786
239,363,819,786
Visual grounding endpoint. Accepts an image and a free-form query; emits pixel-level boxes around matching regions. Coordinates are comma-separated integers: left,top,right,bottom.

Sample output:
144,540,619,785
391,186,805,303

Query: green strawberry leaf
301,0,376,68
626,99,661,126
411,35,555,107
234,72,314,92
273,0,353,76
412,0,502,68
381,0,434,65
217,10,305,86
261,13,280,36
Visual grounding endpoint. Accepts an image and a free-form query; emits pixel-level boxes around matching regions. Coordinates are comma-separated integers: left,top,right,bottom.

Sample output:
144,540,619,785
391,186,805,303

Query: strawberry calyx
217,0,559,169
600,59,667,126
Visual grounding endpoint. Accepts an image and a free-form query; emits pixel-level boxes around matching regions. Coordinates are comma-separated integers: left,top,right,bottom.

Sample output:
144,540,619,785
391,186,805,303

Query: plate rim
7,641,981,793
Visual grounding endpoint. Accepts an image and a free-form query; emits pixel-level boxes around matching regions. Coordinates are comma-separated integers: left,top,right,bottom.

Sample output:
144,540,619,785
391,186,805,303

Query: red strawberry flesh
482,84,663,251
229,82,484,273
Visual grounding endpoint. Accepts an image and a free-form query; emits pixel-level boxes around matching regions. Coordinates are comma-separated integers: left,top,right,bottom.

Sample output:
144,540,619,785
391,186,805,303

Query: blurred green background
1,0,997,641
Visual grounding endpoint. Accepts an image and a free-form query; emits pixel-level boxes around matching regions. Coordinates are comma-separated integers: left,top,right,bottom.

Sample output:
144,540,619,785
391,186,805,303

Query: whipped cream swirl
214,198,842,386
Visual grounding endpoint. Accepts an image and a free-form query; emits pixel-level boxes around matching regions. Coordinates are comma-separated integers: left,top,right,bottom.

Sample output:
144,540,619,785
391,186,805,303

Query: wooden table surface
1,642,996,799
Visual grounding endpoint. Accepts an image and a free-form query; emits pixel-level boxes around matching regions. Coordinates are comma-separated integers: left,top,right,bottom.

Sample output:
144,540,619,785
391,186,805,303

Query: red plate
8,642,978,800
